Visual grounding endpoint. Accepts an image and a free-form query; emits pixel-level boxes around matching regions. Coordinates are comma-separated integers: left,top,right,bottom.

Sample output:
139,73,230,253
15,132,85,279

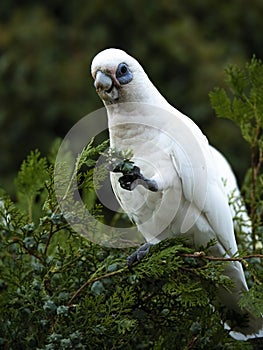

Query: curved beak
94,71,113,92
94,70,119,102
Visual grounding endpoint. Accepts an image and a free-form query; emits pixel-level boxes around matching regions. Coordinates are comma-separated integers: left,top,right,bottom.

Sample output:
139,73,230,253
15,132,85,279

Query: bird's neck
132,75,169,106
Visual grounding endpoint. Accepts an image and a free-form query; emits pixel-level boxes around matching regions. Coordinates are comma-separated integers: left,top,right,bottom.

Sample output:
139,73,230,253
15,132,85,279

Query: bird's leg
115,165,158,192
127,242,153,269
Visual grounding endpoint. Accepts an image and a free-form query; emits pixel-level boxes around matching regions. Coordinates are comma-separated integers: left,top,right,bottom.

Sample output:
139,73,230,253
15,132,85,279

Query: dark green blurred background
1,0,262,195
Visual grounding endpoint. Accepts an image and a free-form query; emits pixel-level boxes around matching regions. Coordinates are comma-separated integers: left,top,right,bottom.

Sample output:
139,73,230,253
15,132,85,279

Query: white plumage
91,48,262,340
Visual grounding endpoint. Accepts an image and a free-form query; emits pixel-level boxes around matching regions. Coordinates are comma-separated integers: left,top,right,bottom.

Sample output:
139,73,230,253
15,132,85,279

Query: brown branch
48,250,263,335
62,250,263,327
21,243,45,264
67,267,127,307
178,252,263,262
67,252,263,308
49,267,127,334
256,145,263,175
43,223,54,256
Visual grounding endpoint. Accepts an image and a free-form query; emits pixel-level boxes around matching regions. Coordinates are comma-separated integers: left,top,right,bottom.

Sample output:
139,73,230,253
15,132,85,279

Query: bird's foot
117,165,158,192
127,242,153,269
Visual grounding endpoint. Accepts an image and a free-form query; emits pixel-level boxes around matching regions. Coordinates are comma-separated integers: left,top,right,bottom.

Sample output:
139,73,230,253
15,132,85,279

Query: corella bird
91,48,262,340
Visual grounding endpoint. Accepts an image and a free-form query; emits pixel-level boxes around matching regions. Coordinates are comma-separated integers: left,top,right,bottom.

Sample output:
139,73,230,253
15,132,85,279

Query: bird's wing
210,146,252,239
169,112,239,256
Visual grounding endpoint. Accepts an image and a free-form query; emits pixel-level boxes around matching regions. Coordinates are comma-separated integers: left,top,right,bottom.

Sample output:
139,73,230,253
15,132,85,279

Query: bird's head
91,48,162,106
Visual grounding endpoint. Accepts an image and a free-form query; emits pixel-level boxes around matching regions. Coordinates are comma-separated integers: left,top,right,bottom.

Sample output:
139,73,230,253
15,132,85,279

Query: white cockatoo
91,48,262,340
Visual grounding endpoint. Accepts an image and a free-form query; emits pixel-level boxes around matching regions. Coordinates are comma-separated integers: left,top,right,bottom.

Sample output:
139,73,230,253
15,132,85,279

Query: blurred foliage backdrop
1,0,263,194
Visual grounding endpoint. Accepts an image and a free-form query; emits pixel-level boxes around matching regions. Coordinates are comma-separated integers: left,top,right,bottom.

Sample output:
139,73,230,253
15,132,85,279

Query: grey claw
127,243,153,269
141,178,158,192
118,166,158,192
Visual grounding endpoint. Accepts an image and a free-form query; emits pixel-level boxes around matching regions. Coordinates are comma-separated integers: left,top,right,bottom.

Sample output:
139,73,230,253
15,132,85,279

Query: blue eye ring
116,63,128,77
116,63,133,85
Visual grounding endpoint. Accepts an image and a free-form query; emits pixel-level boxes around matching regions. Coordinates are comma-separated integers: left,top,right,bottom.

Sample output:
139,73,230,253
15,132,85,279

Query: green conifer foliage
210,57,263,252
0,59,263,350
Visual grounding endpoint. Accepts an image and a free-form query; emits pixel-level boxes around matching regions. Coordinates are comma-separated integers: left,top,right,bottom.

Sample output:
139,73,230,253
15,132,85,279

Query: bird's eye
116,63,133,85
120,65,127,75
116,63,129,77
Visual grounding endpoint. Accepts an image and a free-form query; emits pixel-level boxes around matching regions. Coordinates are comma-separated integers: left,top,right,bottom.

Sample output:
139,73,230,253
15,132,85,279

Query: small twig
67,267,127,307
187,335,198,349
66,252,263,308
256,145,263,175
178,252,263,262
20,241,45,264
67,252,263,306
50,266,127,334
47,250,263,334
43,223,54,256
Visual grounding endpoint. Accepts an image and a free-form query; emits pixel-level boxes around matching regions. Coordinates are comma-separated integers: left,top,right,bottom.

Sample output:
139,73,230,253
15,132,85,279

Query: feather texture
91,48,263,340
